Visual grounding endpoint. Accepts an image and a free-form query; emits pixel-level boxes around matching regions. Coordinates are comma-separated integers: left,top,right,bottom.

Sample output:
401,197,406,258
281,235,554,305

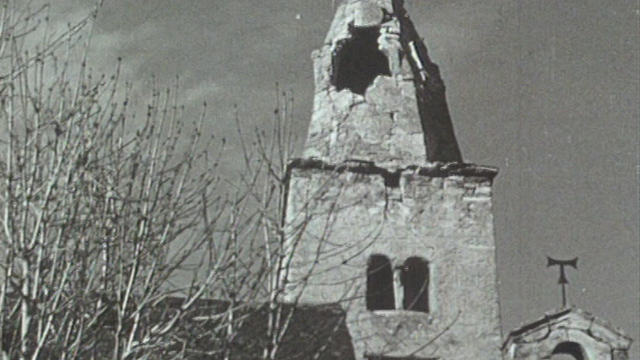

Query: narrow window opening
400,256,429,312
366,254,395,310
331,25,391,95
551,342,586,360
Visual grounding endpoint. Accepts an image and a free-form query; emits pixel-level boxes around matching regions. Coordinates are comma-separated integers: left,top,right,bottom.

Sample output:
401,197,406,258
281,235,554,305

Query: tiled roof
2,295,355,360
149,298,357,360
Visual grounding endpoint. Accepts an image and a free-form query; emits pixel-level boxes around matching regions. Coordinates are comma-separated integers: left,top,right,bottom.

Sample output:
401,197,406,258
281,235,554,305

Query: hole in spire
331,25,391,95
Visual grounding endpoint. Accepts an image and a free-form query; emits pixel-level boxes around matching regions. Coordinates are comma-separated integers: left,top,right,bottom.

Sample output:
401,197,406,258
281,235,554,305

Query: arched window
400,256,429,312
366,254,395,310
551,342,585,360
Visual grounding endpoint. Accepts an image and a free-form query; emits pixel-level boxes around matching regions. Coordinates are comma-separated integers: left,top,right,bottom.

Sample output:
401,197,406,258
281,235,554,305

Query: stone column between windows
393,266,403,310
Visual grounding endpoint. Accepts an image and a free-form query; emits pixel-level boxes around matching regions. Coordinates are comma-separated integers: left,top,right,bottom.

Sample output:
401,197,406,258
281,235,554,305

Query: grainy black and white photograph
0,0,637,359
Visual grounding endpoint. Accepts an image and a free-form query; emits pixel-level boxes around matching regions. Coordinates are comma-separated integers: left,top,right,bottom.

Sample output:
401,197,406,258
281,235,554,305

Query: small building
503,307,633,360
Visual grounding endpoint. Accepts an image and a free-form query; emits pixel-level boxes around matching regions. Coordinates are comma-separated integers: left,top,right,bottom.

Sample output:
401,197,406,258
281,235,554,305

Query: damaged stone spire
303,0,463,167
283,3,502,360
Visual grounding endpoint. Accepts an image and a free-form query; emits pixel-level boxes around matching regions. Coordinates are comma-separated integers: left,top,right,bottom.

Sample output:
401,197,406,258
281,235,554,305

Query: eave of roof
502,306,633,350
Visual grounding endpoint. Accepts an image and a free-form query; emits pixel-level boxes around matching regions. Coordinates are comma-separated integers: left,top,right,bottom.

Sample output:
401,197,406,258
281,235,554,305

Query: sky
48,0,639,356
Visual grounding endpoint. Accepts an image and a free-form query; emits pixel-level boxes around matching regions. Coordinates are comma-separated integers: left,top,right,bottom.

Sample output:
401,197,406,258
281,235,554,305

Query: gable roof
153,299,357,360
1,295,356,360
502,306,633,351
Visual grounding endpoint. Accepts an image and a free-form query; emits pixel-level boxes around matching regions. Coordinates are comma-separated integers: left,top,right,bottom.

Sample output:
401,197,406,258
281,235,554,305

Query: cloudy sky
51,0,638,355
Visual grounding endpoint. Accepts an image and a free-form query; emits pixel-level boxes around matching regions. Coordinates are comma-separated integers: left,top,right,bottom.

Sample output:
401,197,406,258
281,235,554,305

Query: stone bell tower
282,1,502,359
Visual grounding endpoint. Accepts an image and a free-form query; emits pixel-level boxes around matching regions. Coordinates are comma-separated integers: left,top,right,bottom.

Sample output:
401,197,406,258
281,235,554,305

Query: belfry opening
366,254,395,311
331,25,391,95
400,256,429,313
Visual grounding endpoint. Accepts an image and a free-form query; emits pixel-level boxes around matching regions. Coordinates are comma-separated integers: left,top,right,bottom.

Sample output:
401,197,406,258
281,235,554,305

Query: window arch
551,342,586,360
366,254,395,310
400,256,429,312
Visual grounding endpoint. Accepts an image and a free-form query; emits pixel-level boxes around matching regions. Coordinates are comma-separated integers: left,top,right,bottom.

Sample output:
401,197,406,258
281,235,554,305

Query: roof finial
547,256,578,308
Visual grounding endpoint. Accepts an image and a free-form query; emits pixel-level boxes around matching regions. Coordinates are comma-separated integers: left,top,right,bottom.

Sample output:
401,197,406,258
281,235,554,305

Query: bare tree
0,2,341,358
0,2,253,359
0,2,443,360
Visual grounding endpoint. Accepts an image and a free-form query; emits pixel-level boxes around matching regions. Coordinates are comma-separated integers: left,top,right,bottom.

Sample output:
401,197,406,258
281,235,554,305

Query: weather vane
547,256,578,308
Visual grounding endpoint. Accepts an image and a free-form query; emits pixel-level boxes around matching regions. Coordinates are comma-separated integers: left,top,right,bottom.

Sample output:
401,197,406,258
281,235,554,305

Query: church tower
282,1,502,359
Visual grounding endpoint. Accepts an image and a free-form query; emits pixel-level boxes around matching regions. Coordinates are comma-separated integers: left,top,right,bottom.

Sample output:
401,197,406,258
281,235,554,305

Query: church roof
1,295,356,359
153,299,357,360
502,306,633,351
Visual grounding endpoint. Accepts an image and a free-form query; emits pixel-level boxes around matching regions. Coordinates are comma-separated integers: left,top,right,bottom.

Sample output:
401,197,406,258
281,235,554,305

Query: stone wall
503,308,633,360
304,0,462,167
282,164,503,360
